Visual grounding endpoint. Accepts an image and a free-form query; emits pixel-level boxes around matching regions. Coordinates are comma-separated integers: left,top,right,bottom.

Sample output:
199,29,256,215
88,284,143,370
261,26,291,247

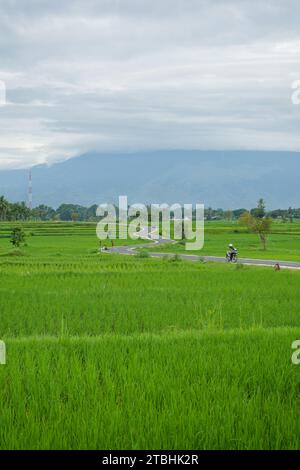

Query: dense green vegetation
1,194,300,222
0,221,300,449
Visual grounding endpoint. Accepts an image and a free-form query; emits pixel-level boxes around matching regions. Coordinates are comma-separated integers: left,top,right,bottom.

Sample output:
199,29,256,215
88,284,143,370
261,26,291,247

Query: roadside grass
150,220,300,261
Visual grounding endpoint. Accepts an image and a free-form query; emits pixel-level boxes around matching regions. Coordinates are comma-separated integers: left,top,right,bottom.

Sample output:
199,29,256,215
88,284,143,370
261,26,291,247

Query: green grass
0,221,300,449
2,330,300,450
0,221,148,258
153,220,300,261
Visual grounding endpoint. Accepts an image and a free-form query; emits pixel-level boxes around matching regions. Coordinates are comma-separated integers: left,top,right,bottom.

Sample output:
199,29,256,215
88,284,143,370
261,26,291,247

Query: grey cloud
0,0,300,168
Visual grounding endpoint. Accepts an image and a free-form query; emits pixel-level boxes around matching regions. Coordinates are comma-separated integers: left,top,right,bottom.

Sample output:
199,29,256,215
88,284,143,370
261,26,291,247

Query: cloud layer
0,0,300,169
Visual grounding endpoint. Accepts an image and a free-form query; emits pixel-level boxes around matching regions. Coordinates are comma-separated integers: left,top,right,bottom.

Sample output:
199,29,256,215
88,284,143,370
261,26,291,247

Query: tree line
1,195,300,223
0,197,98,221
204,206,300,222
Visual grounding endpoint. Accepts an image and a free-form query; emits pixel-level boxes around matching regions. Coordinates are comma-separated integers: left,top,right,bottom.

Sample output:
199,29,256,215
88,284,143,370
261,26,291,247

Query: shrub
136,250,150,258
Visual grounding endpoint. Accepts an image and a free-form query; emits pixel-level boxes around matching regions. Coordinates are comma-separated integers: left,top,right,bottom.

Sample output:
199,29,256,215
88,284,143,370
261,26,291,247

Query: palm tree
0,196,9,220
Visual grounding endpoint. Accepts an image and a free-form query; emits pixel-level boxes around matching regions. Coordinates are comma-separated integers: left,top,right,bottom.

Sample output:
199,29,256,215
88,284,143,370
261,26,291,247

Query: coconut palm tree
0,196,9,220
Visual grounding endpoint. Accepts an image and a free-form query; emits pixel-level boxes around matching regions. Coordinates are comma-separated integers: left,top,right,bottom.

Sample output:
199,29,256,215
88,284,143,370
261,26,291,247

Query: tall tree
239,200,272,251
0,196,9,220
250,198,266,219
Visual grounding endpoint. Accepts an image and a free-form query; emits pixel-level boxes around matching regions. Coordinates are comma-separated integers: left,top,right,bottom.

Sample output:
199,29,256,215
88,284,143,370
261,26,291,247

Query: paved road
102,226,300,270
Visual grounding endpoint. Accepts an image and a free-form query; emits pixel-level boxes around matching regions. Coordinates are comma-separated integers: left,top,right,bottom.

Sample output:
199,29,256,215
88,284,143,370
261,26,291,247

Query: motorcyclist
227,243,238,261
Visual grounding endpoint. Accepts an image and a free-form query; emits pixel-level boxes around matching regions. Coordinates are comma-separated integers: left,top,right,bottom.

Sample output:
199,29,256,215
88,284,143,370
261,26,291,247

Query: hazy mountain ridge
0,151,299,209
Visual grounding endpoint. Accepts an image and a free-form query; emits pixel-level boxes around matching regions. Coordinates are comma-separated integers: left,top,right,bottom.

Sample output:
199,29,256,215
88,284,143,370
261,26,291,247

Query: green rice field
0,221,300,449
154,219,300,261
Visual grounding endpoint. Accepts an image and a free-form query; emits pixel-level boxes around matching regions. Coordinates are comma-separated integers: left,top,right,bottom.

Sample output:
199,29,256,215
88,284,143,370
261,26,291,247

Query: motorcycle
226,250,238,263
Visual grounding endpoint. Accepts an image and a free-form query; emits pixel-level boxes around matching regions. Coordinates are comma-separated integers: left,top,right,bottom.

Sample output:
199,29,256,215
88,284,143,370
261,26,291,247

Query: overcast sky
0,0,300,169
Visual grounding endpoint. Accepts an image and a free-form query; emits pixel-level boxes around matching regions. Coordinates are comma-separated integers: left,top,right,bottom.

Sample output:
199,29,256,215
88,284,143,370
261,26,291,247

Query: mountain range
0,150,299,209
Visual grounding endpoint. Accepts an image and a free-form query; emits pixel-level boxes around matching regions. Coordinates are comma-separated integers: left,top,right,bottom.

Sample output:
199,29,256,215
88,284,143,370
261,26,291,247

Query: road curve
102,226,300,270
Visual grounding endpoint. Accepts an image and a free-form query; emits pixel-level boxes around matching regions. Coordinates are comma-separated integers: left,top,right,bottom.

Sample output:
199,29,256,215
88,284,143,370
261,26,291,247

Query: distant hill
0,150,299,209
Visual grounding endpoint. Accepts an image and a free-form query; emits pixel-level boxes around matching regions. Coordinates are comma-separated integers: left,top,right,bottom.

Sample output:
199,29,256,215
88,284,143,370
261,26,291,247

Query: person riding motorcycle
227,243,238,262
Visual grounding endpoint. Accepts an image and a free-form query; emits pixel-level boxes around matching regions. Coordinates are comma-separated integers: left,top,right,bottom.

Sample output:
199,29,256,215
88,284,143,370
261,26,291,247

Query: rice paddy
0,221,300,449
